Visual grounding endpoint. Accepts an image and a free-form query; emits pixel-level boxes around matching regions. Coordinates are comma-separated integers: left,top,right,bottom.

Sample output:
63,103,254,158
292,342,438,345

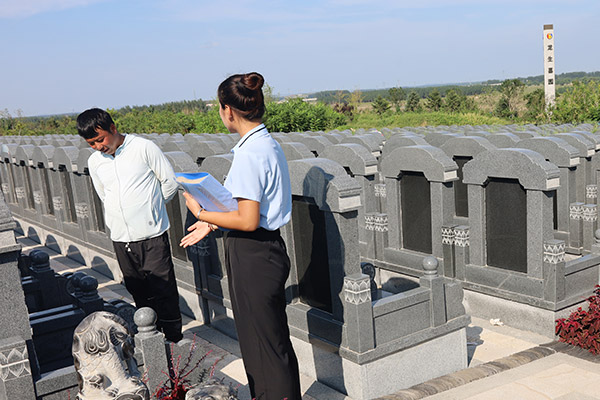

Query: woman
180,72,302,400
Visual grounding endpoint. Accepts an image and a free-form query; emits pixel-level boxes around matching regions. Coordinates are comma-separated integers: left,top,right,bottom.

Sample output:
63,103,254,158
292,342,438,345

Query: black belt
225,227,281,241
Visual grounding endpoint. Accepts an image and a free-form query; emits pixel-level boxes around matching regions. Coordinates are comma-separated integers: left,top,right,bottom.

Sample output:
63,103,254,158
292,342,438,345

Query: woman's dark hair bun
242,72,264,91
218,72,266,121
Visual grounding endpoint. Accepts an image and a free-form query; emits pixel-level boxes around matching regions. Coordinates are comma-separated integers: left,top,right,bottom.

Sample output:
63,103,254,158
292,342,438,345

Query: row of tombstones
2,124,600,324
4,122,599,266
0,127,472,398
2,123,600,398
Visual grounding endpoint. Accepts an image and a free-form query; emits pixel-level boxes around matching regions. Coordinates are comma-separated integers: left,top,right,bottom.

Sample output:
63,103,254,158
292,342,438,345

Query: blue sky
1,0,598,116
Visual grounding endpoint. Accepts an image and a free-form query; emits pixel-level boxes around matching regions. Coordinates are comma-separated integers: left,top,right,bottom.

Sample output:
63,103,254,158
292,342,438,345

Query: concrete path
18,234,600,400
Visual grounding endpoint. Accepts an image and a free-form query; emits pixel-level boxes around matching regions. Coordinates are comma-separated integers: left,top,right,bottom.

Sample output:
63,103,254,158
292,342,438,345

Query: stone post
419,257,447,328
364,213,377,260
586,184,597,204
0,192,37,395
441,225,457,277
453,225,470,280
67,271,87,299
542,239,566,302
134,308,169,395
569,202,584,251
76,275,104,315
343,273,375,353
29,249,61,309
360,262,378,299
364,212,388,261
374,183,386,213
583,204,598,253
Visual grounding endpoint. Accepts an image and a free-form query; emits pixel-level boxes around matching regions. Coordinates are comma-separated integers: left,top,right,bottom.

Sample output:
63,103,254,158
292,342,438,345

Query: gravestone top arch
321,143,378,176
53,146,80,173
164,151,198,173
486,133,521,149
381,145,458,183
200,154,234,185
516,137,580,168
15,144,35,167
1,143,19,163
33,145,57,169
440,136,496,158
463,148,560,191
280,142,315,161
77,148,95,174
288,158,362,213
423,133,463,148
554,133,595,158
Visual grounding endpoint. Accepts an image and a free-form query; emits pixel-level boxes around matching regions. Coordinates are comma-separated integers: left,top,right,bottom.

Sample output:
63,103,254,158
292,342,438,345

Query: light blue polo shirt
224,124,292,231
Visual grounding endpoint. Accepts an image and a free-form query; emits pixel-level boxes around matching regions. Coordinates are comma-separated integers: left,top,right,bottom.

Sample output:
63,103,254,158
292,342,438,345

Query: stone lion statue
72,311,149,400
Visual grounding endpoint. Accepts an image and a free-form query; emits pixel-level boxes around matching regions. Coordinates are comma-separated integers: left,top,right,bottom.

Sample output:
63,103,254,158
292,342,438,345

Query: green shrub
372,96,391,115
552,80,600,123
264,98,347,132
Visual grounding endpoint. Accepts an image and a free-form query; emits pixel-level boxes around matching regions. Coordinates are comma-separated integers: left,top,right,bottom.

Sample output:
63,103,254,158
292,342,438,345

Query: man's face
85,124,120,155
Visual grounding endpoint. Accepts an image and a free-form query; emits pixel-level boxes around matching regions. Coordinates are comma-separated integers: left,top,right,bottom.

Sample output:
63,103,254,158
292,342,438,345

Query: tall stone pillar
0,193,36,398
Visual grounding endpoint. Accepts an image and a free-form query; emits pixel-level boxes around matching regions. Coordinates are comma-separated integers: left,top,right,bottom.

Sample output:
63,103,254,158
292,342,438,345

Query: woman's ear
224,105,236,122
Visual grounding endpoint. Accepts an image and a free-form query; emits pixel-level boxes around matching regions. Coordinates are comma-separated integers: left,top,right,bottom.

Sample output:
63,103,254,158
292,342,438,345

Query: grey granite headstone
280,142,315,161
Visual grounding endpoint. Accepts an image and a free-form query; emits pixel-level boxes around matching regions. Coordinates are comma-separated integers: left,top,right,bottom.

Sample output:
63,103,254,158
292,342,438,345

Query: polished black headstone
39,164,55,215
59,165,77,223
87,177,105,231
551,189,557,230
21,162,35,209
167,195,187,261
292,197,332,313
401,171,432,254
485,178,527,273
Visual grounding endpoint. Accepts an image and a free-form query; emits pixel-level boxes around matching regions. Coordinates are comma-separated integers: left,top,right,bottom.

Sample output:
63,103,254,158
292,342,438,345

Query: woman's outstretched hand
180,221,212,248
182,191,201,217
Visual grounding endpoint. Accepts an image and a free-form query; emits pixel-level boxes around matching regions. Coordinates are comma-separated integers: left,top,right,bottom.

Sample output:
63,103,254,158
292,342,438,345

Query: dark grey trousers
225,228,301,400
113,231,182,342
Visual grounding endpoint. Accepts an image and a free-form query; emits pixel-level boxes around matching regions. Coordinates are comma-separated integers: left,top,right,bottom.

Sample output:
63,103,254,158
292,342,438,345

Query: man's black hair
76,108,114,139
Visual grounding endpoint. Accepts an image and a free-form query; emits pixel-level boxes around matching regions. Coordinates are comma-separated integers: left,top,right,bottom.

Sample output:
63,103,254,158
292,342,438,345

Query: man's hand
180,221,212,248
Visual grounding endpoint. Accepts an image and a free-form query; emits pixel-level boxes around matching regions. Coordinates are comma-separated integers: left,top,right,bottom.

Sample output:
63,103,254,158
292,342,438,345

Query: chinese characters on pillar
543,24,556,108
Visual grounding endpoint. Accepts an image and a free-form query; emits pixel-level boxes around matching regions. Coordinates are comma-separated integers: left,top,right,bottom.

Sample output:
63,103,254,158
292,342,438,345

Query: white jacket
88,134,178,242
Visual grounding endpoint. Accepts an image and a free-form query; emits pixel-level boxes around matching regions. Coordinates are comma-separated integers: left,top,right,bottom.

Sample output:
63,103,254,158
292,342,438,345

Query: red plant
154,335,214,400
556,285,600,354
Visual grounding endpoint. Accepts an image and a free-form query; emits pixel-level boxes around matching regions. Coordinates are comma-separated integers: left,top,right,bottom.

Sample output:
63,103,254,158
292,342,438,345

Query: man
77,108,182,342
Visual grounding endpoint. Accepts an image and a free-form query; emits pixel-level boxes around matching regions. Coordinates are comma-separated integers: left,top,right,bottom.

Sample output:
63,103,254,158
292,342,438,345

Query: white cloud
0,0,111,18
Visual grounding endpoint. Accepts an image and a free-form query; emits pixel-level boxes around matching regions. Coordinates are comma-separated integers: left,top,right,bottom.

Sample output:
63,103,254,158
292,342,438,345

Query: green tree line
2,76,600,136
311,71,600,103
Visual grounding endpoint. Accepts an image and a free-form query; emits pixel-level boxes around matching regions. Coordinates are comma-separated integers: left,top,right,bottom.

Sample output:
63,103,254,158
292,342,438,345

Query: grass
335,111,512,131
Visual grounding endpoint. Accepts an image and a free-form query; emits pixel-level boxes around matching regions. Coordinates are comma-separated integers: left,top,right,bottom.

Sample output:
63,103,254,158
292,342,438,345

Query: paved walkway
18,234,600,400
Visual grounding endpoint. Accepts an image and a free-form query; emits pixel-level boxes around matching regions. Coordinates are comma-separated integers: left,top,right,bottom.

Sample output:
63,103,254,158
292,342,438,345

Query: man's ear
110,123,117,134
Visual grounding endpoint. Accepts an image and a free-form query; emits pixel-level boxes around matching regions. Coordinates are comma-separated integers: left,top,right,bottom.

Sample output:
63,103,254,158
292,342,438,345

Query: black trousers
113,231,183,342
225,228,302,400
